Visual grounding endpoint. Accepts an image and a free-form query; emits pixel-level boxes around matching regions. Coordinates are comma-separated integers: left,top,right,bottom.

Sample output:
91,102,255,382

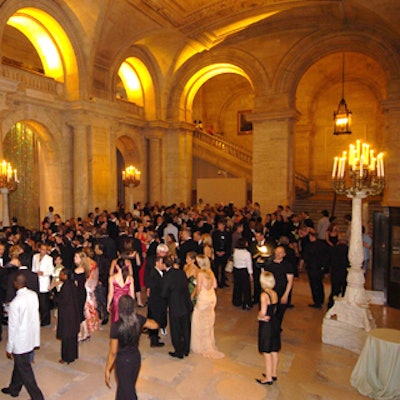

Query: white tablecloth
350,328,400,399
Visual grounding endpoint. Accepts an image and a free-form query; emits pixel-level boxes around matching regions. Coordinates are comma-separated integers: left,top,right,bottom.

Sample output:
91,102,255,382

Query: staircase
192,129,252,182
293,194,383,234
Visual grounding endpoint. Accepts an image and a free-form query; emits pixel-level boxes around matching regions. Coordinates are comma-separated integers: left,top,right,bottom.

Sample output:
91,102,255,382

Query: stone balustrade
193,129,252,164
1,64,63,95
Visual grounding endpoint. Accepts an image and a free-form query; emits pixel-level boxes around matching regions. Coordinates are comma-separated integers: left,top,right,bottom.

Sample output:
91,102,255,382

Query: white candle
379,154,384,177
332,157,338,178
360,155,364,178
356,140,361,160
14,169,17,182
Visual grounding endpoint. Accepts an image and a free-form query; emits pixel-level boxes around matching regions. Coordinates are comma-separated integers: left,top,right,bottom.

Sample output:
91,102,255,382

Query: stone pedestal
322,193,376,352
322,317,368,354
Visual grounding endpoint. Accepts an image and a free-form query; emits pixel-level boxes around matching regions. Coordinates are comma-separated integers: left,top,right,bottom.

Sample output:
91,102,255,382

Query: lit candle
332,157,338,178
349,145,355,167
360,155,364,178
14,169,17,182
378,153,384,177
377,158,381,177
356,140,361,160
370,157,376,172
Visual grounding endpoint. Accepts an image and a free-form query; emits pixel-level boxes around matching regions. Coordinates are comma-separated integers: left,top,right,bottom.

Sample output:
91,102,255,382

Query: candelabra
323,140,385,353
122,165,141,211
0,160,19,227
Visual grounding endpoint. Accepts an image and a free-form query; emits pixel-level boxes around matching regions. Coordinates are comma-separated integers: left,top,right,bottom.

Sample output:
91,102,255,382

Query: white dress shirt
32,253,54,293
233,248,253,275
6,287,40,355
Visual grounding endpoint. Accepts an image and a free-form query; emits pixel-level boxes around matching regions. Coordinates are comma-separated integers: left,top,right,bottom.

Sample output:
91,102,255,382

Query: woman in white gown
190,255,224,359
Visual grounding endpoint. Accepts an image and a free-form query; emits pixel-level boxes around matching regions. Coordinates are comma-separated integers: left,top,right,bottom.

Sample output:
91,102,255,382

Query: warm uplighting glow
7,8,80,99
0,160,19,192
122,165,141,187
212,12,280,38
331,140,385,196
8,14,64,81
184,64,253,119
118,62,143,106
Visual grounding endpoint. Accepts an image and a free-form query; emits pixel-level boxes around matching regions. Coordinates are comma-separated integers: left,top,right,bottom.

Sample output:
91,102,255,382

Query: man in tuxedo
177,228,197,268
144,233,162,289
250,230,268,305
161,260,192,359
193,230,203,254
212,219,232,288
147,256,167,347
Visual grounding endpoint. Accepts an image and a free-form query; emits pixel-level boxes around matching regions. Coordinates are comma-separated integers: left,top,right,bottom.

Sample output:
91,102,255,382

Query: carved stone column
72,123,89,218
147,122,167,204
164,123,193,205
382,88,400,206
251,103,300,213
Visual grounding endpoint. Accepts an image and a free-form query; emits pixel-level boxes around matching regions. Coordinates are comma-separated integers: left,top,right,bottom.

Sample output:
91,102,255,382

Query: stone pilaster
382,87,400,206
251,104,299,214
72,122,89,219
146,134,161,203
164,123,193,205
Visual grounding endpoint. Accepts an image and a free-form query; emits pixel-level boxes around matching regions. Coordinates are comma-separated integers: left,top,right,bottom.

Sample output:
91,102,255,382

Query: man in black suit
303,231,329,309
144,234,162,289
147,256,167,347
161,260,192,358
177,228,197,268
6,265,39,303
212,219,232,288
250,230,268,305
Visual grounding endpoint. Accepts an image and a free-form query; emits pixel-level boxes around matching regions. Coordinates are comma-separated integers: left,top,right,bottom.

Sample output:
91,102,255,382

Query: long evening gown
111,278,132,323
191,277,224,359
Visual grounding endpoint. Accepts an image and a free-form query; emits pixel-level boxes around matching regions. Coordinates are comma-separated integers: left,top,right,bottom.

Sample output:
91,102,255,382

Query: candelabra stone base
321,193,376,353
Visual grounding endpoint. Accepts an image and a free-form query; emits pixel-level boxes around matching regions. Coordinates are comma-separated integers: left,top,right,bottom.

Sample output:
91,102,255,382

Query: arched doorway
4,122,40,228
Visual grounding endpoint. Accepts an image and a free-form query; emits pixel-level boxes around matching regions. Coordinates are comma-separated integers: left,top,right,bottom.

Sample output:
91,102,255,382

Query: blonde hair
201,233,213,247
196,254,214,280
76,251,90,277
260,271,275,291
196,254,210,270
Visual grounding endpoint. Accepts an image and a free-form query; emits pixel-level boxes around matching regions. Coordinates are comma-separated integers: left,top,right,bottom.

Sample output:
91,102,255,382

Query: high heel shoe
255,378,273,385
262,373,277,381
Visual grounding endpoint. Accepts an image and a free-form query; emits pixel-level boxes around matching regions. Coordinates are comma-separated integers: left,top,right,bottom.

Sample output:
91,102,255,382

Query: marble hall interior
1,0,400,399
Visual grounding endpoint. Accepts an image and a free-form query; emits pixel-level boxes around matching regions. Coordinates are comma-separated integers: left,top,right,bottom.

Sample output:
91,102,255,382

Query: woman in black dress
56,268,80,363
256,271,281,385
73,251,89,341
105,295,158,399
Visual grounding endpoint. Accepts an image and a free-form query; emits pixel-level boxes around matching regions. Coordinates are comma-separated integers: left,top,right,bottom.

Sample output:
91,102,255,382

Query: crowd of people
0,200,371,398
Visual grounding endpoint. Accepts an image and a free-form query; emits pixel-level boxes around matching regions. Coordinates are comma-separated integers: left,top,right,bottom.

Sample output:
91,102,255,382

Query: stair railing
193,129,252,165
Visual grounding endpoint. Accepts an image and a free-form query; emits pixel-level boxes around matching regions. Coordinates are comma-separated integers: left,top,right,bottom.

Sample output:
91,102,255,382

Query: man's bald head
14,272,27,290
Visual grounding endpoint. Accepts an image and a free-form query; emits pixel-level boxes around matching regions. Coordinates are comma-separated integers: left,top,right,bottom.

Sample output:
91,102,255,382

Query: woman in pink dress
107,258,135,323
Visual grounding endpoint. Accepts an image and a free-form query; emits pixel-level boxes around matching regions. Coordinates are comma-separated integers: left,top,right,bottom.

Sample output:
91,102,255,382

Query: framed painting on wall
237,110,253,135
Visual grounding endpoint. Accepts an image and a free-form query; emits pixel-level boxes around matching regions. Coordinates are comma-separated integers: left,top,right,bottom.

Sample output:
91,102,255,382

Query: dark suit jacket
177,239,198,268
6,267,39,302
147,267,167,327
161,268,192,317
144,240,159,287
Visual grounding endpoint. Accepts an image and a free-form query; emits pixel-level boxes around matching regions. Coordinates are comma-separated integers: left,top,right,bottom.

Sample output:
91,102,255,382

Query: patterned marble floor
1,272,399,400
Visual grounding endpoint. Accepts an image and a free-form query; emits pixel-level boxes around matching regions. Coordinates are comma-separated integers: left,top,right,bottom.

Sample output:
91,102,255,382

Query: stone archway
116,133,145,211
3,119,63,229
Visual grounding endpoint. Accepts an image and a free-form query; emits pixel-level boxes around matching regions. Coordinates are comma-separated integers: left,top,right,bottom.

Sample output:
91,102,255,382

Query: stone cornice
249,108,301,123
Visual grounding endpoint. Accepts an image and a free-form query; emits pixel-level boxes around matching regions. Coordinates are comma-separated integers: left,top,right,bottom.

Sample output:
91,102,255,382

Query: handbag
225,258,234,273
